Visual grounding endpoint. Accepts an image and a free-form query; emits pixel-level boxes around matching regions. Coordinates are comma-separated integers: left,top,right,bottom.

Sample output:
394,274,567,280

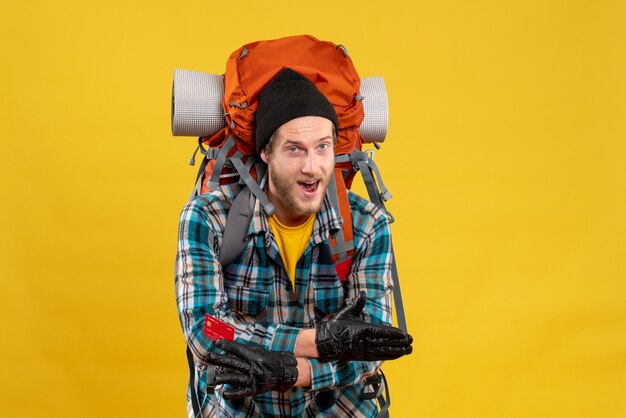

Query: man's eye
288,146,298,152
319,143,329,150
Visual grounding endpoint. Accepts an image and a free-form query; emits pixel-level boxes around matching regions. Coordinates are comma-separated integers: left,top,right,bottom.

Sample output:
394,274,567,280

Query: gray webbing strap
207,135,236,191
230,157,275,216
390,244,407,332
186,347,204,418
219,187,255,267
329,240,355,255
228,149,243,161
243,155,255,172
365,158,392,202
190,137,220,167
334,154,352,164
189,139,213,200
348,151,407,333
362,370,390,418
255,161,268,188
376,370,391,418
220,150,257,182
357,159,386,210
189,152,218,200
189,144,201,167
326,171,353,262
190,174,204,201
350,150,392,210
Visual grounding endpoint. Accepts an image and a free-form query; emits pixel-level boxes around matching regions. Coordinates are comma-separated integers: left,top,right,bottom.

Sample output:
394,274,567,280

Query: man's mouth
297,180,320,195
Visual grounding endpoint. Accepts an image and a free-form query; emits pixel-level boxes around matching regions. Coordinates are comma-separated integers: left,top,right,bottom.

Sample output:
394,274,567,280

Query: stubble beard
268,164,329,220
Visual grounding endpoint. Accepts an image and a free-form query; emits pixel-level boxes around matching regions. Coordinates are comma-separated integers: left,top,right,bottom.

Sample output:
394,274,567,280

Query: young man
176,68,412,417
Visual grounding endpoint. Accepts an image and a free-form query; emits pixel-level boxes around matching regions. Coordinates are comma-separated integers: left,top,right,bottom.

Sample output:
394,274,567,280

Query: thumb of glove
335,290,366,321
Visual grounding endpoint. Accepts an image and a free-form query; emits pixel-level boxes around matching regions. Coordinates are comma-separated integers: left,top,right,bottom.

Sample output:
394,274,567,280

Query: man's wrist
294,357,312,387
294,328,320,358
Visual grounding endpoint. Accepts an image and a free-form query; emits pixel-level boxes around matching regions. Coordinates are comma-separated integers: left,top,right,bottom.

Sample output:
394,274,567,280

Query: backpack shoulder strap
186,346,203,417
218,167,355,277
327,168,354,281
390,245,407,332
219,186,255,267
218,160,270,268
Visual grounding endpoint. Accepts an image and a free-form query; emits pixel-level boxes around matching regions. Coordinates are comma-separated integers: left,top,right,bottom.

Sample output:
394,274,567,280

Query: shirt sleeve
175,196,302,365
305,207,395,391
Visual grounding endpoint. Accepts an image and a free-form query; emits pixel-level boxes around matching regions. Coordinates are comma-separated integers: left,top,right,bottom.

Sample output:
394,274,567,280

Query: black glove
315,291,413,362
206,339,298,399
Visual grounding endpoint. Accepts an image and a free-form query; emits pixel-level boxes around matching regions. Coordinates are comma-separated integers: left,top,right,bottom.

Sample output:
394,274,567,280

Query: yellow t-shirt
268,214,316,288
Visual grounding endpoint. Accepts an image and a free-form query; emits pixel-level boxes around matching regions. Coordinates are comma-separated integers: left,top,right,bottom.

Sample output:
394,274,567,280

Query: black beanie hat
255,68,338,154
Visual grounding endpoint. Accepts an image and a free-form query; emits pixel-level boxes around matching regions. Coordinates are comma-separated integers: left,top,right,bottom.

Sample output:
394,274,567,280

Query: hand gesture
315,291,413,362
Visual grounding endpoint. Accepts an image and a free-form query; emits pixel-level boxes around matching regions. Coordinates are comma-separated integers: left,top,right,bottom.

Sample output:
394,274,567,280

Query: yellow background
1,1,625,417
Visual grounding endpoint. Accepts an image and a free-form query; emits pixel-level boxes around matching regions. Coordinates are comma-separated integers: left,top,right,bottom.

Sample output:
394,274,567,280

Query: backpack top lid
221,34,365,155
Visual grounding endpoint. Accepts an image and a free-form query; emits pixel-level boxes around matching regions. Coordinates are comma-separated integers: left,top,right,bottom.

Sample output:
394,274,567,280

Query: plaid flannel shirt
176,183,394,417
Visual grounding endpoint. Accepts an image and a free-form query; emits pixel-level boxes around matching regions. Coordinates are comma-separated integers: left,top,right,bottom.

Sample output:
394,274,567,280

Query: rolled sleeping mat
171,70,225,138
171,69,388,143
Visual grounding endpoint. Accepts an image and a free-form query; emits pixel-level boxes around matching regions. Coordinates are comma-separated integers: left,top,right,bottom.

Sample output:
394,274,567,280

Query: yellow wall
1,1,625,417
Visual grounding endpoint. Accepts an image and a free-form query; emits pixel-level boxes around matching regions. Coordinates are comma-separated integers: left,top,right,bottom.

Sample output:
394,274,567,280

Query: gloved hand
207,339,298,400
315,291,413,362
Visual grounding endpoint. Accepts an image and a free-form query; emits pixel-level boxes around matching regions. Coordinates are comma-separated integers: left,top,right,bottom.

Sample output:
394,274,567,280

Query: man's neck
271,206,309,227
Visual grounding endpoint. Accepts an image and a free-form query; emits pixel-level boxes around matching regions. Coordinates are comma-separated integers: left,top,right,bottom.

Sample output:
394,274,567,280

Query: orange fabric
329,168,354,281
221,34,364,155
333,167,354,247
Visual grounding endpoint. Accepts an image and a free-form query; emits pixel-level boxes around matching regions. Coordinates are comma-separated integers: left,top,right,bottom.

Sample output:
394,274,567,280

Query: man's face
260,116,335,226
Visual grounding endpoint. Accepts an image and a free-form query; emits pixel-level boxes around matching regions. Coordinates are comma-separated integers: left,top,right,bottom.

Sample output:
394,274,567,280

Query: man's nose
301,152,318,175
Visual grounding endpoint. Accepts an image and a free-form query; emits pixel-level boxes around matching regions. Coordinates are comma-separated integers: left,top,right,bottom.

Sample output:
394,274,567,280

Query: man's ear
260,148,269,164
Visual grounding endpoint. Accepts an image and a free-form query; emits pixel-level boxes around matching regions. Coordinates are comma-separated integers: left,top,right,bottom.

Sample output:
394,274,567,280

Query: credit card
204,314,235,341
